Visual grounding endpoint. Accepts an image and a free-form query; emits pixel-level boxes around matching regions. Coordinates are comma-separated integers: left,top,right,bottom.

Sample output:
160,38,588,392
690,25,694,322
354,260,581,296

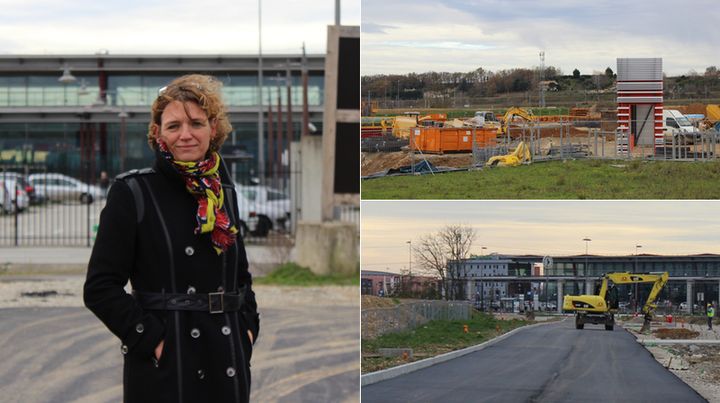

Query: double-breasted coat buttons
184,246,194,256
226,367,236,377
121,345,128,355
190,328,201,338
221,326,231,335
197,369,205,379
136,323,144,333
187,286,196,294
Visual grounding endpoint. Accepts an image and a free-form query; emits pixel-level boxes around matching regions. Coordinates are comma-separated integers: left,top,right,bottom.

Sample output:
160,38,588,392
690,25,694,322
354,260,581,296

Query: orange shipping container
410,127,496,153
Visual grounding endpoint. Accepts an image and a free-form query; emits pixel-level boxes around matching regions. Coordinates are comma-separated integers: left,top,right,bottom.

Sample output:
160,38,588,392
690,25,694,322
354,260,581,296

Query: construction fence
389,121,720,174
361,300,471,339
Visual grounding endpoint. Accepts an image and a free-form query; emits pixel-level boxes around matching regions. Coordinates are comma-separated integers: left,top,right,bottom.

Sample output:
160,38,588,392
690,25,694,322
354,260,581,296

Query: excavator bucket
640,313,653,333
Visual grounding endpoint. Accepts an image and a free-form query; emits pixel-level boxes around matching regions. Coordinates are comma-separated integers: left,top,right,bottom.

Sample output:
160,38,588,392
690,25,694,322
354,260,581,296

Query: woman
84,74,259,403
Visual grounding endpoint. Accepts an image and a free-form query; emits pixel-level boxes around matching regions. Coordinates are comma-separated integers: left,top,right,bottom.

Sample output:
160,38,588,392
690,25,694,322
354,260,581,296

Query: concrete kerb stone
361,319,562,386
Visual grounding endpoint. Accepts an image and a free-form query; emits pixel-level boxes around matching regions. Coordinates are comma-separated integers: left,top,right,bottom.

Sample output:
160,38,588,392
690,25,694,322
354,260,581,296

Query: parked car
236,185,291,236
27,173,104,204
234,184,290,237
0,172,41,204
0,178,30,213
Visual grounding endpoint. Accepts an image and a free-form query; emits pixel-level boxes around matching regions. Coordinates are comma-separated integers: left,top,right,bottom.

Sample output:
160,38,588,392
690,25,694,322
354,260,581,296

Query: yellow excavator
497,107,534,136
563,272,669,333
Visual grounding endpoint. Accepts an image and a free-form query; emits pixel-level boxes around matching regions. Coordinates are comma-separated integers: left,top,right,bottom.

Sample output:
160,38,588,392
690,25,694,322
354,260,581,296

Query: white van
663,109,699,140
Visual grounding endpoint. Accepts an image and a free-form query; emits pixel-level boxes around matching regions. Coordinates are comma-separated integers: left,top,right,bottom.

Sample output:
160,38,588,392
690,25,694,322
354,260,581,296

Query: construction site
361,59,720,179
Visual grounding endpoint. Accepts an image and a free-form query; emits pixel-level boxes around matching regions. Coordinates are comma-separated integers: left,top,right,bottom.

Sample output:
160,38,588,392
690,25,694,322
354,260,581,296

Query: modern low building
452,254,720,313
0,53,326,184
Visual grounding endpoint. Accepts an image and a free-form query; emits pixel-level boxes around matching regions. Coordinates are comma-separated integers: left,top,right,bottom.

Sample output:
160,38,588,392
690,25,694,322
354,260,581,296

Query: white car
28,173,104,204
234,185,291,237
0,178,30,213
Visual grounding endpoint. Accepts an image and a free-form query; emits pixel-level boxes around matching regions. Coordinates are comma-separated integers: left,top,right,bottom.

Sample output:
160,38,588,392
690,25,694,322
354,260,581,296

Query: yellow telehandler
563,272,668,332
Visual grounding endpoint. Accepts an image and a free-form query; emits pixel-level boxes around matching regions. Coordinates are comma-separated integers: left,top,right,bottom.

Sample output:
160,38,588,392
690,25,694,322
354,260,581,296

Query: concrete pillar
557,280,564,314
466,280,473,301
686,280,694,314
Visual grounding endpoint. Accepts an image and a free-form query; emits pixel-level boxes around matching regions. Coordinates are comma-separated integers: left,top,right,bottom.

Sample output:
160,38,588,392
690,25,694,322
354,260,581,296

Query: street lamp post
634,244,642,312
406,240,412,297
583,238,591,293
481,246,487,311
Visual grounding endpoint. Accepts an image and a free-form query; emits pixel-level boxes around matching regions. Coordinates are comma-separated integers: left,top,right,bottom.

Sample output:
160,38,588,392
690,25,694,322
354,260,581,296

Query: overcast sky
0,0,359,55
362,201,720,273
361,0,719,76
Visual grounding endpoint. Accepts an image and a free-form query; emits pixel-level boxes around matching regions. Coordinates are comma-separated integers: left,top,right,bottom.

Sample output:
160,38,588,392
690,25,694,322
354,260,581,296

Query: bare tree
441,224,476,300
413,233,449,299
413,224,476,300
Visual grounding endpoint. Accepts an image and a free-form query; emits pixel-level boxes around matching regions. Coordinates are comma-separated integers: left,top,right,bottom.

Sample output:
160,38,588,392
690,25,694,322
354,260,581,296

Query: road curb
639,339,720,345
361,319,561,386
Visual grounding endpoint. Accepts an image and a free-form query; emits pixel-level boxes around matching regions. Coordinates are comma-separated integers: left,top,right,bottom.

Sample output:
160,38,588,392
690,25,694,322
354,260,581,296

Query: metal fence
396,120,720,173
361,300,471,339
0,163,299,247
472,124,720,166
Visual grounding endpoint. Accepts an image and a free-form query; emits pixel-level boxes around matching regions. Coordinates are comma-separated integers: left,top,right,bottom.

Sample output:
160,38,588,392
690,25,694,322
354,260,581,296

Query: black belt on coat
133,288,246,314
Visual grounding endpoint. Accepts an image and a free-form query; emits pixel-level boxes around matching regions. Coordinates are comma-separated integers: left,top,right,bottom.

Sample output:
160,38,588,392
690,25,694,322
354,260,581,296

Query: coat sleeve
84,179,165,357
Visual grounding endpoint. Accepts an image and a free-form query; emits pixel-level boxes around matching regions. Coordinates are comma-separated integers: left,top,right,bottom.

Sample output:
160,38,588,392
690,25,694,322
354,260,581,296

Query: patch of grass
254,262,358,286
362,159,720,199
361,312,527,373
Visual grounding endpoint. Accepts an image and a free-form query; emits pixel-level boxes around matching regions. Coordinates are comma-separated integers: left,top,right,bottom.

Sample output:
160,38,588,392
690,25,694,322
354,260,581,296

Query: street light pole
257,0,265,184
406,240,412,296
481,246,487,311
583,238,591,293
634,244,642,312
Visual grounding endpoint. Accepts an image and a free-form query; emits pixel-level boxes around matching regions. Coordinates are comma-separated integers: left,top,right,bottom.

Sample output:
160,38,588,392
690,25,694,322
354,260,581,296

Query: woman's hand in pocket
155,340,164,360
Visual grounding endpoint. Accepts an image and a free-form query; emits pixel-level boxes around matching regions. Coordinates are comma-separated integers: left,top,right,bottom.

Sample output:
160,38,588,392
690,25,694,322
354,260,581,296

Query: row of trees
362,65,720,103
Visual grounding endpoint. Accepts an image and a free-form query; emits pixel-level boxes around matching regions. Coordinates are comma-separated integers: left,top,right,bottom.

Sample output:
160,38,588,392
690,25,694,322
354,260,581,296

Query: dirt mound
361,152,472,176
653,328,700,339
361,295,397,309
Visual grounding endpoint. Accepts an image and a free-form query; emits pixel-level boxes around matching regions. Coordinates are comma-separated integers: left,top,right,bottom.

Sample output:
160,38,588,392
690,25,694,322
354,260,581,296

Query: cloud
362,22,395,34
361,0,719,75
0,0,360,54
361,201,720,272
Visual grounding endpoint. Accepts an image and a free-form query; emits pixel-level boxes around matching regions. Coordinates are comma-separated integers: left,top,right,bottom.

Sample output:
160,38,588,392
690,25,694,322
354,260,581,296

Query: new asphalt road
362,320,707,403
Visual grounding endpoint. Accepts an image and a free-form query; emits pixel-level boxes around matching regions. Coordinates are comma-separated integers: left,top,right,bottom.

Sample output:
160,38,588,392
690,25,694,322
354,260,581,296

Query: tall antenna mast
539,51,546,108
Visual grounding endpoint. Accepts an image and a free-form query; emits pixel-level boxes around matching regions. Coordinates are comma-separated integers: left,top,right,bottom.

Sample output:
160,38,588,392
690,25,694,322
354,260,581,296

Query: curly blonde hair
147,74,232,153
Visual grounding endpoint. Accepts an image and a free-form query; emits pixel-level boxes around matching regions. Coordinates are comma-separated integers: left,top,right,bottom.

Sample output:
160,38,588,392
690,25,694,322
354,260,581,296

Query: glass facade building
0,54,326,183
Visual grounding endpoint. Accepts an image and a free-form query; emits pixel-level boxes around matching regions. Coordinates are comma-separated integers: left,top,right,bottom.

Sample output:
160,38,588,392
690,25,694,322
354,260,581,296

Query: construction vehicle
563,272,669,333
497,107,534,136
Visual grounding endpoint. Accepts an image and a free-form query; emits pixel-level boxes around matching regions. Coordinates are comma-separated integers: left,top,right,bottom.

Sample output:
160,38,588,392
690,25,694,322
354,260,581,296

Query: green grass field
362,159,720,199
362,312,527,373
254,262,359,286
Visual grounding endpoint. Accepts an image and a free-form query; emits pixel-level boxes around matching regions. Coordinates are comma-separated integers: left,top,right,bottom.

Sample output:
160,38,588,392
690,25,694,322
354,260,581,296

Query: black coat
84,154,259,403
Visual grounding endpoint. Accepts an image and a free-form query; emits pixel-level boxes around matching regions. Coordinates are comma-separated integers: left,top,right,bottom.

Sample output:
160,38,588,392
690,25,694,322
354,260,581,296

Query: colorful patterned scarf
158,141,238,254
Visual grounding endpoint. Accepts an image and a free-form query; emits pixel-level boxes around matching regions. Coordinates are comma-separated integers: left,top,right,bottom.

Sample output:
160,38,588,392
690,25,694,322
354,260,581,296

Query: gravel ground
0,275,359,309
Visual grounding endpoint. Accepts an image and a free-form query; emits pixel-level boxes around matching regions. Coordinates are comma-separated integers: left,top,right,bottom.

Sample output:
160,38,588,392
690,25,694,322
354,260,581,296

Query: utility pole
539,51,546,108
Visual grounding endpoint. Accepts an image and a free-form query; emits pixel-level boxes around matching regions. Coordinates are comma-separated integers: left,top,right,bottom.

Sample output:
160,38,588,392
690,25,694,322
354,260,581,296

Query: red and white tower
616,58,663,155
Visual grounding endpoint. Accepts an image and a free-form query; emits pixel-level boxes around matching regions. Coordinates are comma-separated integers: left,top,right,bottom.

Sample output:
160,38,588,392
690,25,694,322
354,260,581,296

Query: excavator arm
497,107,534,136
